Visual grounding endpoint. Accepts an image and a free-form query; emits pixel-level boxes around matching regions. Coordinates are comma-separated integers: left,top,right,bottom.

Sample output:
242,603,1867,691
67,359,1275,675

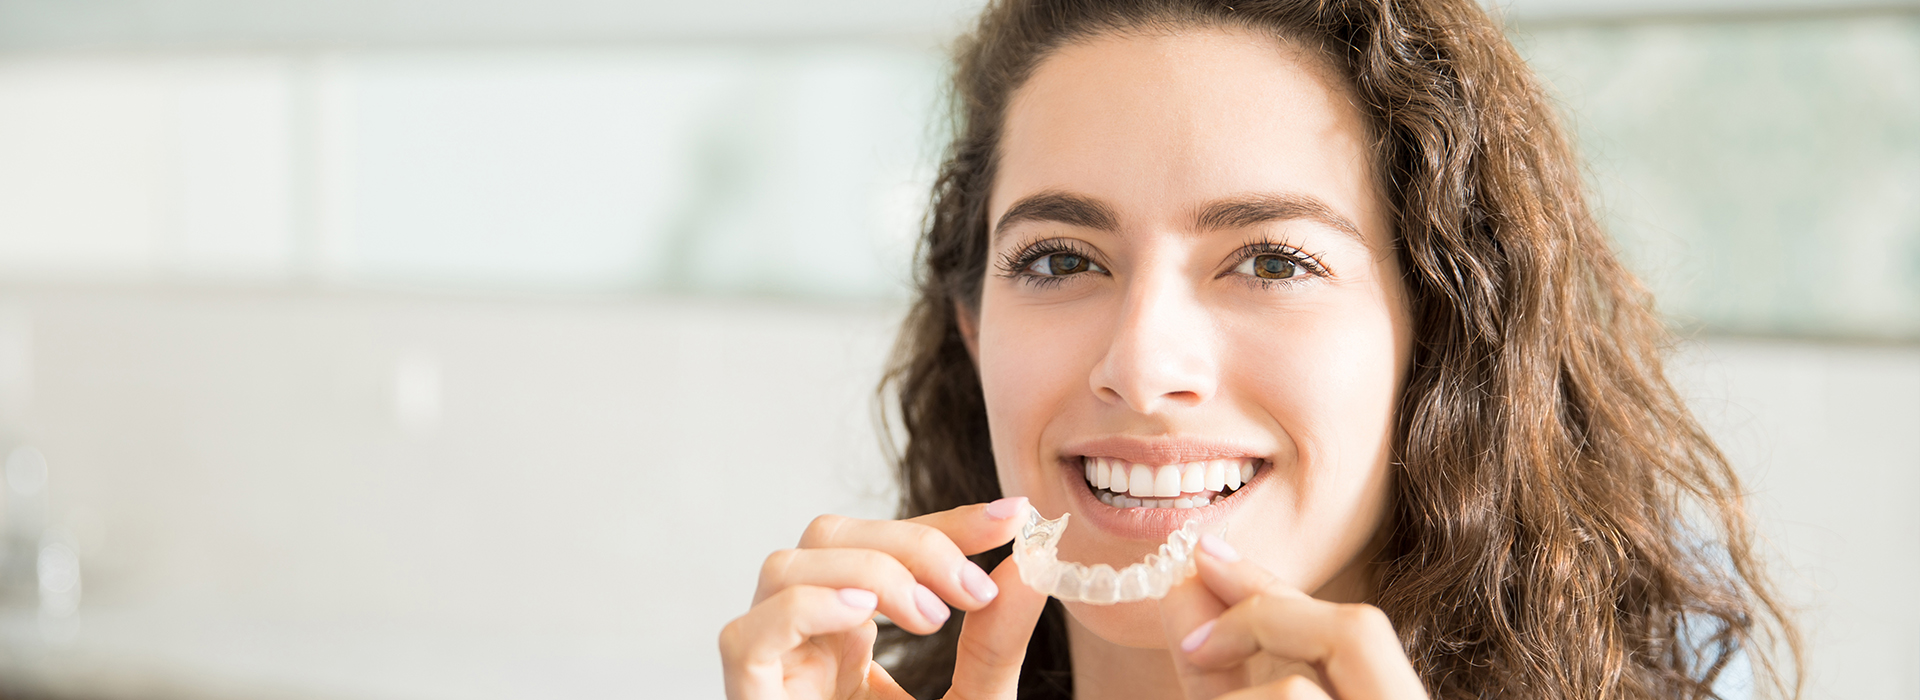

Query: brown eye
1252,254,1297,279
1028,252,1092,276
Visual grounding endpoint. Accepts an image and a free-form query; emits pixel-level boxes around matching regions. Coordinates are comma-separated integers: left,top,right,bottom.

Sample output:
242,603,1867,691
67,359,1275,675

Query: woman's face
969,27,1412,648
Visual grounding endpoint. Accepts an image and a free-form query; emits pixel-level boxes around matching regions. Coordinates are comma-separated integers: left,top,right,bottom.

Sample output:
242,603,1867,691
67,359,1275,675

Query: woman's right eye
1025,252,1100,276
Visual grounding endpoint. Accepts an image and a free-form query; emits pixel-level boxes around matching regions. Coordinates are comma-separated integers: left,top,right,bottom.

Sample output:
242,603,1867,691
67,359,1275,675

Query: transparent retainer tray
1011,505,1200,605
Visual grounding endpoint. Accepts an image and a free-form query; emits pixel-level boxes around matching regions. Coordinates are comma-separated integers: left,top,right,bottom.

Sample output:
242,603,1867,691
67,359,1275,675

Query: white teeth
1180,463,1204,492
1152,466,1181,497
1128,464,1153,497
1082,458,1259,502
1081,458,1260,507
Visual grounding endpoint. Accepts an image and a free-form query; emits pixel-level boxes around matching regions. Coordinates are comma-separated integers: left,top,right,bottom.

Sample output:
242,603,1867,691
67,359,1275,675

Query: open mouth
1079,456,1260,510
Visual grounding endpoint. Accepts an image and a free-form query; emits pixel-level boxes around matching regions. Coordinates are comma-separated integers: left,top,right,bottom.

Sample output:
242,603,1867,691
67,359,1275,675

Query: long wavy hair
874,1,1801,698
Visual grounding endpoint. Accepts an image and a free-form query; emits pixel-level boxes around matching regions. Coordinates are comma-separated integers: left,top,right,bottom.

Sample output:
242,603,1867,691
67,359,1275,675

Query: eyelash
994,238,1105,288
996,237,1331,291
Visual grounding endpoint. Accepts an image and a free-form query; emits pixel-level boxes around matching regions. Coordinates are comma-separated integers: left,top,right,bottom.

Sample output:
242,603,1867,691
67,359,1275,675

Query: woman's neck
1064,615,1182,700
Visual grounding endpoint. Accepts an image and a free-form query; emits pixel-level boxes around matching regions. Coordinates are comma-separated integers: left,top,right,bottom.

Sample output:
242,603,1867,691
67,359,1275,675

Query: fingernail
959,561,998,604
1199,534,1240,562
1198,533,1244,560
913,584,951,625
1180,619,1216,653
984,496,1028,521
838,588,878,611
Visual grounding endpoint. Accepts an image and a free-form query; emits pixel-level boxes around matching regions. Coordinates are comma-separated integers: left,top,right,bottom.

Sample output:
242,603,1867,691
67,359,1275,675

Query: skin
720,26,1425,700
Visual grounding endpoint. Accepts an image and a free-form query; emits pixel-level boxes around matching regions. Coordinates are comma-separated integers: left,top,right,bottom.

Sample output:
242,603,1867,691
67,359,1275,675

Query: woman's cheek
1223,296,1403,579
1246,292,1402,414
977,300,1096,494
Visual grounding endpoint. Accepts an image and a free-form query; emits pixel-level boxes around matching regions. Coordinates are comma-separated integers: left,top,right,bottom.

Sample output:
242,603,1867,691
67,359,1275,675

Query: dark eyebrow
992,191,1120,240
1196,193,1366,245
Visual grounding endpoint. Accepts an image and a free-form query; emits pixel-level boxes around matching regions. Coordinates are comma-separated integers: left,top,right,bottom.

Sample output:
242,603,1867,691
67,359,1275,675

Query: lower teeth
1095,487,1233,510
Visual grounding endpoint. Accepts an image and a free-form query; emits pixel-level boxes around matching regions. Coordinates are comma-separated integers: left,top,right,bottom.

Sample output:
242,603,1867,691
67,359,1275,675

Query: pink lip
1059,435,1268,466
1054,436,1271,541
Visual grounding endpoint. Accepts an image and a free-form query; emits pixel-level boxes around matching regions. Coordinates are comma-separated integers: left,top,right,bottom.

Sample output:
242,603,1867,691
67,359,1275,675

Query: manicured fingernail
959,561,998,603
913,584,951,625
1199,534,1240,562
838,588,878,611
1180,619,1216,653
985,496,1028,520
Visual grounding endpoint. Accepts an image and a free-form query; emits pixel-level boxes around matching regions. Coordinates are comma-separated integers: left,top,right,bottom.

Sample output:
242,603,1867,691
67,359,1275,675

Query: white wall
0,289,903,700
0,290,1908,699
1673,338,1920,698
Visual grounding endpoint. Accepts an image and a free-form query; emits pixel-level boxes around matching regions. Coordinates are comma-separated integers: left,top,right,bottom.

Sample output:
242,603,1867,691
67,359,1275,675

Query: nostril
1088,345,1217,412
1163,389,1204,405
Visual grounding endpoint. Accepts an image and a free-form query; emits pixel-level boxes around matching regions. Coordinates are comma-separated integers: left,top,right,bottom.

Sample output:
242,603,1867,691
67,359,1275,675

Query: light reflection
36,539,79,617
6,446,47,497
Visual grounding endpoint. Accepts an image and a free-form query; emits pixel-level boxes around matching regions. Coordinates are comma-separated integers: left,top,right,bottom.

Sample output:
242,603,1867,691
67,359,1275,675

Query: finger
1186,538,1425,699
1192,534,1298,607
1215,675,1335,700
756,548,953,633
720,586,880,699
948,555,1049,699
1185,593,1425,700
864,658,915,700
834,620,912,700
798,498,1028,612
904,496,1030,554
1160,569,1241,700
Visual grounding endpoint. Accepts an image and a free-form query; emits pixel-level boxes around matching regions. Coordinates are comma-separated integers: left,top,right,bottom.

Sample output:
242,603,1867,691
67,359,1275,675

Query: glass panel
1517,15,1920,338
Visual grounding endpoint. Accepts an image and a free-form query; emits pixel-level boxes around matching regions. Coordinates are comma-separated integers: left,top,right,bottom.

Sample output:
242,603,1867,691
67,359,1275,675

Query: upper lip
1059,435,1268,467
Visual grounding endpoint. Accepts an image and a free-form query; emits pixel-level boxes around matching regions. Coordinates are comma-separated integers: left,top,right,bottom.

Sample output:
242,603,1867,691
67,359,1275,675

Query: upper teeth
1081,457,1258,509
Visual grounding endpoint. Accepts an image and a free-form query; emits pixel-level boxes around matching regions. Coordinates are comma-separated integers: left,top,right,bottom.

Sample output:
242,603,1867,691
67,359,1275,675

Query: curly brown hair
874,1,1802,698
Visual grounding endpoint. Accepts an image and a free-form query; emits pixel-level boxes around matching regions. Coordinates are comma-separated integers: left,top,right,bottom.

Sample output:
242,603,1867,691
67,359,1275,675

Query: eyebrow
1195,193,1364,244
991,190,1366,246
993,190,1120,238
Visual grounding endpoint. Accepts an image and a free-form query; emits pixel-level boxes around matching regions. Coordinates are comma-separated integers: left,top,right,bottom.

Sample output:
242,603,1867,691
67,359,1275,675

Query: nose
1088,273,1219,414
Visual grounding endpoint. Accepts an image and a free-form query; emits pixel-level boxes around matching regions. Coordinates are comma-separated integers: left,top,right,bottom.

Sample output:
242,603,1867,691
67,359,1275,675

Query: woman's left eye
1234,254,1301,280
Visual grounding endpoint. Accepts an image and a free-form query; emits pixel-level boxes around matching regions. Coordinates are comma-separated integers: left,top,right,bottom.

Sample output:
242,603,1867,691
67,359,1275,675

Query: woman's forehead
991,26,1386,245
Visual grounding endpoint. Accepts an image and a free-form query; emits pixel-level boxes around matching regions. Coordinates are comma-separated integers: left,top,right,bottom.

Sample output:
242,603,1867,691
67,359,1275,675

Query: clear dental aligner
1013,506,1201,605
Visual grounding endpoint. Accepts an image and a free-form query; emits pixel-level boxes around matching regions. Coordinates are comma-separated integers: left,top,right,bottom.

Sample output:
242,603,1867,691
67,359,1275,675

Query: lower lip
1062,459,1259,541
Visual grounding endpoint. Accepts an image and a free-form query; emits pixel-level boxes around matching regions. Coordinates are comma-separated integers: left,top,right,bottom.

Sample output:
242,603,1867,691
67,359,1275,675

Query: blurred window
0,10,1914,334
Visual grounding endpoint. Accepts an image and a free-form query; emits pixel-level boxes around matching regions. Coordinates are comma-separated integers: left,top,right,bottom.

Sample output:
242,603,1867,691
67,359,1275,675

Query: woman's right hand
719,496,1049,700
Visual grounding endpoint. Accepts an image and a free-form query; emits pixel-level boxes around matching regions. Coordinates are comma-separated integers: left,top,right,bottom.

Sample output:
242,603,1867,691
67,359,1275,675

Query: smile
1080,456,1260,510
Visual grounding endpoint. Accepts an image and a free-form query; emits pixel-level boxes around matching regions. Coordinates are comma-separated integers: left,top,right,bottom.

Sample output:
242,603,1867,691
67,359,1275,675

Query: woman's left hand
1157,536,1429,700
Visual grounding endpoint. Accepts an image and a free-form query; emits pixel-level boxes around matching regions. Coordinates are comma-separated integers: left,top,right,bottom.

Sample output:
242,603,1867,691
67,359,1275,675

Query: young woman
719,1,1799,698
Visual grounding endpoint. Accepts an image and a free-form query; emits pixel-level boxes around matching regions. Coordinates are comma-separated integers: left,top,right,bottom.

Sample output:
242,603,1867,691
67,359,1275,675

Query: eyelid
1221,240,1330,281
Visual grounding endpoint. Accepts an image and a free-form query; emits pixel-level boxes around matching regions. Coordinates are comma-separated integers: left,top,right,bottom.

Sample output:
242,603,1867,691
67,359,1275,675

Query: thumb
945,555,1048,700
863,659,916,700
1159,569,1243,700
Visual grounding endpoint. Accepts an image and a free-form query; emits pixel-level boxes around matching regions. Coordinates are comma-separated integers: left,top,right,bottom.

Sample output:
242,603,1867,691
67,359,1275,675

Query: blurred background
0,0,1913,697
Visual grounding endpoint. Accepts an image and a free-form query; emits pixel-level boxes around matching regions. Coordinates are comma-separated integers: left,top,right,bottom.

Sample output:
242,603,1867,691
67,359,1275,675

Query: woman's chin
1061,599,1175,650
